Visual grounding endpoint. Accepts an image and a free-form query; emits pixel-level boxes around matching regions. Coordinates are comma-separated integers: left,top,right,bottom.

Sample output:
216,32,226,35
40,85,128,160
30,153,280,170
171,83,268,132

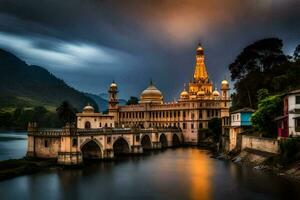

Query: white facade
76,105,115,129
287,92,300,136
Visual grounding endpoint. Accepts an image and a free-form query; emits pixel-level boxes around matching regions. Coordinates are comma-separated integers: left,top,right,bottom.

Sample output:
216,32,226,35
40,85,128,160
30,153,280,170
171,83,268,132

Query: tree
56,101,76,125
229,38,288,109
257,89,269,102
208,118,222,143
294,44,300,61
126,96,139,105
251,95,282,137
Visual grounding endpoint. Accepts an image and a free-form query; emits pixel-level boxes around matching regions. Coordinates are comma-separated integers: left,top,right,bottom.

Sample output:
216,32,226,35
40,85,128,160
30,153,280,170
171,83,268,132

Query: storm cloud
0,0,299,100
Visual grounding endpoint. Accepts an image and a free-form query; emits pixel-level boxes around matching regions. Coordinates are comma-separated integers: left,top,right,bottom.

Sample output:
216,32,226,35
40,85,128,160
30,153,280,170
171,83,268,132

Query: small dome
83,104,94,113
140,81,163,104
197,90,205,96
213,90,220,96
180,90,189,100
180,90,189,97
110,81,117,88
222,80,229,85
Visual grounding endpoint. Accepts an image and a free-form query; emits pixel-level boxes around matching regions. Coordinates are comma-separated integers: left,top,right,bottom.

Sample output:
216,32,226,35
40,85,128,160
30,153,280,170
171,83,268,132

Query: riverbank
0,157,57,180
217,148,300,183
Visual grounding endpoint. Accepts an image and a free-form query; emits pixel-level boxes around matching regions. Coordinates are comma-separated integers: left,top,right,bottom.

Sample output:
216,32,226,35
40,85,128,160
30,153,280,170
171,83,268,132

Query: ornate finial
150,78,153,86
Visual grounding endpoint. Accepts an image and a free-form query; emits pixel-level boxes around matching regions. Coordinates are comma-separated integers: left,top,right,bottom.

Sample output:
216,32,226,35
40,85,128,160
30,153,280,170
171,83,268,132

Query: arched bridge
26,125,183,165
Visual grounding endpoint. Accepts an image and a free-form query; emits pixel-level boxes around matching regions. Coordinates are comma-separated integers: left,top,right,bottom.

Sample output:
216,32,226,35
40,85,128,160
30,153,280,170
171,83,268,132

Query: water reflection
0,131,27,160
0,137,299,200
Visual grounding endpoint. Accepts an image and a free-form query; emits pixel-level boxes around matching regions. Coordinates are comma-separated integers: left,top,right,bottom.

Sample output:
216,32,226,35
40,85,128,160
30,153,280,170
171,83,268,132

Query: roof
231,107,255,114
284,89,300,96
274,115,288,121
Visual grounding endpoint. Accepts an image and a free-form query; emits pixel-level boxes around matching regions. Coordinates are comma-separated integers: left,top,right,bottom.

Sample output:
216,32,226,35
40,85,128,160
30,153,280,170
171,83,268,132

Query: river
0,131,299,200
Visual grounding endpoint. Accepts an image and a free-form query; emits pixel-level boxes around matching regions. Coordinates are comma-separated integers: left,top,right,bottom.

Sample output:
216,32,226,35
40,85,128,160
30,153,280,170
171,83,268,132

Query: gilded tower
180,43,214,100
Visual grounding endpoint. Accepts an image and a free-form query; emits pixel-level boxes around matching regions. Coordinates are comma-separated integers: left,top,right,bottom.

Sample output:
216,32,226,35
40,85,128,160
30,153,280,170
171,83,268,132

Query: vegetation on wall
251,93,282,137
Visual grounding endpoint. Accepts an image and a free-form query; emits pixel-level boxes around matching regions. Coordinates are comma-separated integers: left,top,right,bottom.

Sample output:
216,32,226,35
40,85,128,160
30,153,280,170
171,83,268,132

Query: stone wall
34,137,61,158
241,135,279,154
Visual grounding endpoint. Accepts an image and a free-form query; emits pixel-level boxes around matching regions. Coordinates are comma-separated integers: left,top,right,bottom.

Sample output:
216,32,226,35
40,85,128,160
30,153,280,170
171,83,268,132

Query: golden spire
193,43,209,82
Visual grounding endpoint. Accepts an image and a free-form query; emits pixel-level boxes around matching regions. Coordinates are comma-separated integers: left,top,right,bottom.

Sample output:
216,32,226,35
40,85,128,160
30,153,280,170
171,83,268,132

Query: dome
221,80,229,90
140,82,163,104
180,90,189,97
180,90,189,100
221,80,229,85
197,90,205,96
110,81,117,88
213,90,220,96
83,104,94,113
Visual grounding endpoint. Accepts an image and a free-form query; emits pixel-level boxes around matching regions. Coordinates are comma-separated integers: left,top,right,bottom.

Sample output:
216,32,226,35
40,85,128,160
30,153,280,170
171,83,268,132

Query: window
85,121,91,129
110,123,113,127
296,96,300,104
105,123,108,127
183,123,186,129
99,123,102,127
136,135,140,142
191,123,194,129
44,140,48,148
72,138,77,147
295,118,300,131
107,136,111,144
199,123,203,129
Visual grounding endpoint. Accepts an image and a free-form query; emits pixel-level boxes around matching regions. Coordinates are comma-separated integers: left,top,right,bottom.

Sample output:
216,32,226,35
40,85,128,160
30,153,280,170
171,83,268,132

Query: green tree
208,118,222,143
257,89,269,102
126,96,139,105
229,38,287,109
56,101,76,125
251,95,282,137
294,44,300,61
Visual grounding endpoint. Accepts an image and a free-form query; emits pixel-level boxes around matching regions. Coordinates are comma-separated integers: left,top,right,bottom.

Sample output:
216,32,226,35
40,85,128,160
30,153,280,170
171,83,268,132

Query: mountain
0,49,98,112
85,93,127,112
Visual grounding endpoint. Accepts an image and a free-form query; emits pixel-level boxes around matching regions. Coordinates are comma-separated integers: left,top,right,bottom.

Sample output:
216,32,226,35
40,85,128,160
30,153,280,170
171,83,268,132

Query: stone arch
159,133,168,148
80,139,102,160
141,134,152,150
172,133,181,147
85,121,91,129
113,137,131,156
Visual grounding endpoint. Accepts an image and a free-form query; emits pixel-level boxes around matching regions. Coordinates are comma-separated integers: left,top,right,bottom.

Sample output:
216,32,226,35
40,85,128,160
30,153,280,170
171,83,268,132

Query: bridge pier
131,145,143,154
103,149,114,159
152,142,162,149
58,152,83,165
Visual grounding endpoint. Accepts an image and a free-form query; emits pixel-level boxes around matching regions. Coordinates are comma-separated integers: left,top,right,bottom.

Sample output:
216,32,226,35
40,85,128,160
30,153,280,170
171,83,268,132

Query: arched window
85,121,91,129
72,138,77,147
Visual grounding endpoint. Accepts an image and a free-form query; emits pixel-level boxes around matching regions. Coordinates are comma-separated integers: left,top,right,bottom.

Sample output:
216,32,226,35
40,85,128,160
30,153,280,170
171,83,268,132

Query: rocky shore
0,158,57,181
216,149,300,183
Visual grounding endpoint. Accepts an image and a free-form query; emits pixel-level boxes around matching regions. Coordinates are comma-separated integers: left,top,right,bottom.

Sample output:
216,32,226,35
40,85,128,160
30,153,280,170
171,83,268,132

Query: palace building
86,43,231,145
26,43,231,165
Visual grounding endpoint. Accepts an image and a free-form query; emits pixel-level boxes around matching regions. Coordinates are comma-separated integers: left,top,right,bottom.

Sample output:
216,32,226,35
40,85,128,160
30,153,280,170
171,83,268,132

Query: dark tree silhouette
229,38,288,109
126,96,139,105
56,101,76,125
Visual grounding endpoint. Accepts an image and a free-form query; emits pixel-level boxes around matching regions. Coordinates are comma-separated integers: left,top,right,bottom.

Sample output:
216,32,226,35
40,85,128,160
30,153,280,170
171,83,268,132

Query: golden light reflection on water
185,148,214,200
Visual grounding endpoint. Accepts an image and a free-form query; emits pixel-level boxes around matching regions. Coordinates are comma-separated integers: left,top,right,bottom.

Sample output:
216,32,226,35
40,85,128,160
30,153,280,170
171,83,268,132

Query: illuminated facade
26,43,230,165
107,44,230,144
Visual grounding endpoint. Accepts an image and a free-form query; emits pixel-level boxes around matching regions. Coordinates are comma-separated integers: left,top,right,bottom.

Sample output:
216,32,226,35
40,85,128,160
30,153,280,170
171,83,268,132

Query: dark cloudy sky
0,0,299,100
